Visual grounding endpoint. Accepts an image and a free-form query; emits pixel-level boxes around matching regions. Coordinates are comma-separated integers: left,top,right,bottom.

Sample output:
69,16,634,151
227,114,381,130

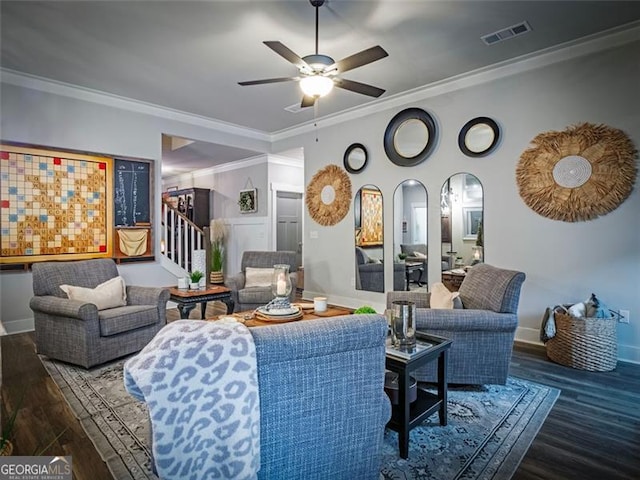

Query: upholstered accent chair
225,250,298,312
387,263,526,385
30,258,169,368
126,314,391,479
355,247,405,292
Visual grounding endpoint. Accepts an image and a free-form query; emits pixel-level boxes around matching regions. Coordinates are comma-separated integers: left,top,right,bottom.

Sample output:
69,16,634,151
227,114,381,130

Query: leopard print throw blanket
124,319,260,479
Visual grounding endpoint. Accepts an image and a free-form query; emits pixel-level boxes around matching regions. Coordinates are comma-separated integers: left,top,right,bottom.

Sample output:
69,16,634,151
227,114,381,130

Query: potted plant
209,219,227,284
353,305,377,314
398,253,408,261
189,270,204,290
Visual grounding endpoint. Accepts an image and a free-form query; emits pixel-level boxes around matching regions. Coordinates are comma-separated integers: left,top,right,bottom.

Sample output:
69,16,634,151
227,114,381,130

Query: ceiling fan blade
301,95,316,108
238,77,298,86
264,41,310,70
333,45,388,73
335,78,385,98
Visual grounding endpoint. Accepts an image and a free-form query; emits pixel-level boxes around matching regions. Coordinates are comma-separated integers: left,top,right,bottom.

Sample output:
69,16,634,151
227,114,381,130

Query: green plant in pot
353,305,377,314
189,270,204,289
209,219,228,284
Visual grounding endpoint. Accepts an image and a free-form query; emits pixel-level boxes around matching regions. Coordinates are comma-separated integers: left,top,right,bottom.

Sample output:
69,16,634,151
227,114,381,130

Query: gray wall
0,82,269,332
273,40,640,362
1,37,638,364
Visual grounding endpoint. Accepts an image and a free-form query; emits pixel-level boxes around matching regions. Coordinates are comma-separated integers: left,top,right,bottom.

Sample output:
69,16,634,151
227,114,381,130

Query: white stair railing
162,199,206,274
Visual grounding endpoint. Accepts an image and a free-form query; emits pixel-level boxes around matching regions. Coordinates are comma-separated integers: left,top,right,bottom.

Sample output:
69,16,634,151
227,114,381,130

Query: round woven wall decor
306,164,352,226
516,123,637,222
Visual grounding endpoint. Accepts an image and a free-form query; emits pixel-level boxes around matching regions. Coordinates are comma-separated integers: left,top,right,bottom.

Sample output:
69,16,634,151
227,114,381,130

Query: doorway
276,191,303,269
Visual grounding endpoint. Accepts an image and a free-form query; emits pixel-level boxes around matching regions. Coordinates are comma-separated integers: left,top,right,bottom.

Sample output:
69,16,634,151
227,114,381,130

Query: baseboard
3,317,34,335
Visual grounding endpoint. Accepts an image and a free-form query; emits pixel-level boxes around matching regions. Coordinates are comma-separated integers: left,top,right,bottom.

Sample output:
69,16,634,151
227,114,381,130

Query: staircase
161,198,209,276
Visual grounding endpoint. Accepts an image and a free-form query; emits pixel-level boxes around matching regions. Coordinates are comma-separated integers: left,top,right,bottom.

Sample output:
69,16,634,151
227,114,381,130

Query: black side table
385,332,452,458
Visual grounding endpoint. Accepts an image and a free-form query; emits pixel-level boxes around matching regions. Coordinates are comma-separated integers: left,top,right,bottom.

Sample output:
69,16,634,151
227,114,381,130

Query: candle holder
271,264,292,298
262,264,293,312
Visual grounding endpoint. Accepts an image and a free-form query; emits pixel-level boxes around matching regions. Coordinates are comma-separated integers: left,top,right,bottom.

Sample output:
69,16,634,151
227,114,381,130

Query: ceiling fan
238,0,388,108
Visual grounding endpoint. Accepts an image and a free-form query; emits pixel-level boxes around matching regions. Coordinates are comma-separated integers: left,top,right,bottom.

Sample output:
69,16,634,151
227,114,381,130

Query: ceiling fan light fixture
300,75,334,98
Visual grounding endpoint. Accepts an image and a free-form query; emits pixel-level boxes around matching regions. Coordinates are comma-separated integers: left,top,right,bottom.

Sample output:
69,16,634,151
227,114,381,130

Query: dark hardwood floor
2,305,639,479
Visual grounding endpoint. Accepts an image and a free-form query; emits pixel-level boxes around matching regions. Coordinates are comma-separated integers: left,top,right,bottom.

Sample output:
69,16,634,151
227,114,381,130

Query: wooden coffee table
212,304,352,327
168,285,234,319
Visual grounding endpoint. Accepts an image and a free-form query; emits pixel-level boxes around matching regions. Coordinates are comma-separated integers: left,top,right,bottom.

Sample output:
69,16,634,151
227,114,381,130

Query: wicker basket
546,311,617,371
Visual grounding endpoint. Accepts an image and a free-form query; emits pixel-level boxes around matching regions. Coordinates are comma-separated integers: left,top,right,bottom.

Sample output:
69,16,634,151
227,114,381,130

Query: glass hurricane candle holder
271,264,292,298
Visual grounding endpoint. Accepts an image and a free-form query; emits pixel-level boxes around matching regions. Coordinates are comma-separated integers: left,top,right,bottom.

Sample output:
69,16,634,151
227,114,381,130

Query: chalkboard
114,159,151,226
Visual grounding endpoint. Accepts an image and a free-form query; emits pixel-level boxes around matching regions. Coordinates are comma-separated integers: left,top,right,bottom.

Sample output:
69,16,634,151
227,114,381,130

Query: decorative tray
254,305,303,322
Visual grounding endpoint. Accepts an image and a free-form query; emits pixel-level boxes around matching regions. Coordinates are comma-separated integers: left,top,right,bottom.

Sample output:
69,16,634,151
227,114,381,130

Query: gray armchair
225,251,298,312
387,263,526,385
356,247,404,292
30,259,169,368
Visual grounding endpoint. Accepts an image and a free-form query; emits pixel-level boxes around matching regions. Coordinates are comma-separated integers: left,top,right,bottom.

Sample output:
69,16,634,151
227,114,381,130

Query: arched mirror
393,180,428,292
440,173,484,290
354,185,384,292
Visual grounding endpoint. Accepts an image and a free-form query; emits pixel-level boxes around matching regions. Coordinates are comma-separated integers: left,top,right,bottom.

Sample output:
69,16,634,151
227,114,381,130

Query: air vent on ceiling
481,21,531,46
284,102,309,113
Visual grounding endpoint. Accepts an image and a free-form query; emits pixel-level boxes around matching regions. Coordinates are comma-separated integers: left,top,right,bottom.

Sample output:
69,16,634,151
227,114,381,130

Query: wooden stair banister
161,198,208,274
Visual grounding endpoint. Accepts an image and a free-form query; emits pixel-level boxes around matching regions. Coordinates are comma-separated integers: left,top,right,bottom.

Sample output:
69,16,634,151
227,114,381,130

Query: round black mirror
384,108,437,167
458,117,500,157
343,143,368,174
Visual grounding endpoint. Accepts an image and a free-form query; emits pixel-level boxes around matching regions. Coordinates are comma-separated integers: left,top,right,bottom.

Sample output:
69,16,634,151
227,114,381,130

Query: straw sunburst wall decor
306,164,352,226
516,123,637,222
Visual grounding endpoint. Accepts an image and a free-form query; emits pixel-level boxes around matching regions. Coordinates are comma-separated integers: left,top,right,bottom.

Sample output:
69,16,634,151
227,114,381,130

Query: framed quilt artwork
358,188,383,247
0,145,114,264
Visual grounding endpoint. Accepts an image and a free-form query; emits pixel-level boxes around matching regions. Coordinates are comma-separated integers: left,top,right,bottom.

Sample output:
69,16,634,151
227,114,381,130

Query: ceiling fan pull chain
314,101,319,142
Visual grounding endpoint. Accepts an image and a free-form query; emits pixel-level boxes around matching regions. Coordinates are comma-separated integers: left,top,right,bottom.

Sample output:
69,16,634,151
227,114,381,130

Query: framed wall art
358,187,383,247
0,144,114,264
238,188,257,213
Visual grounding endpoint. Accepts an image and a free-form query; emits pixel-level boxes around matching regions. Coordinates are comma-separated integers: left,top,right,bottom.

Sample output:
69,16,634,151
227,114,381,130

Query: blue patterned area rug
381,378,559,480
41,357,558,480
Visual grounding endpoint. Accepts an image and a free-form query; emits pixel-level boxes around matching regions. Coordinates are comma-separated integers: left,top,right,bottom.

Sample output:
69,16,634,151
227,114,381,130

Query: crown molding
162,152,301,182
268,155,304,168
2,20,638,146
270,21,640,142
0,68,270,143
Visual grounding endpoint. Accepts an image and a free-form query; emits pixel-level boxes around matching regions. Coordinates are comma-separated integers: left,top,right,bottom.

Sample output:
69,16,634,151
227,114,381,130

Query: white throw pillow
430,282,460,309
60,276,127,310
412,251,427,259
244,267,274,288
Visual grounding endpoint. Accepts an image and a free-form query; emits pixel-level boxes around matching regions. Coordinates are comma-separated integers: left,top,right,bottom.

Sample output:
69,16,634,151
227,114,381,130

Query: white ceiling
2,1,640,176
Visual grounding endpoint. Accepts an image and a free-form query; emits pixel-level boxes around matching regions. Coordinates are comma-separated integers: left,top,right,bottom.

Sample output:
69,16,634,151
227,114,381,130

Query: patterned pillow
430,282,460,309
60,276,127,310
244,267,274,288
413,251,427,259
